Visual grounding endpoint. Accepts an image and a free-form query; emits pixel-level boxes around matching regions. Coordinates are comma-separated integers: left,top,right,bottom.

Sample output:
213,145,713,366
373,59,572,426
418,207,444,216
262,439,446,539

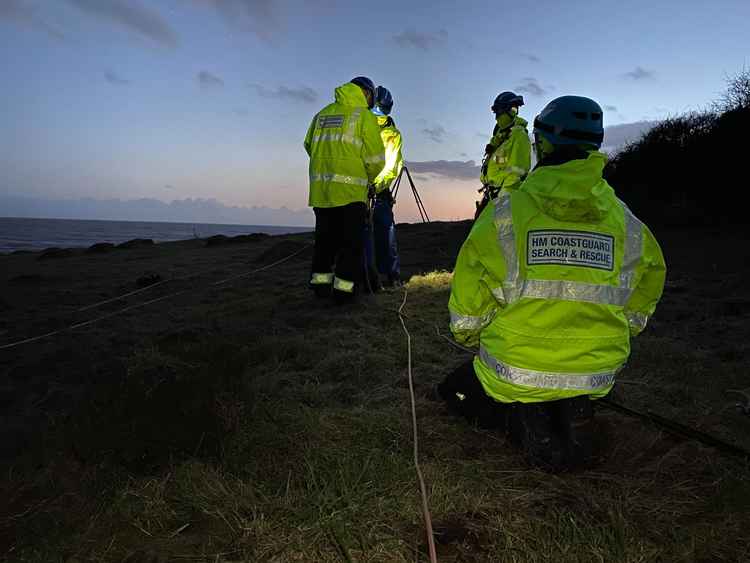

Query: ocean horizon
0,216,312,253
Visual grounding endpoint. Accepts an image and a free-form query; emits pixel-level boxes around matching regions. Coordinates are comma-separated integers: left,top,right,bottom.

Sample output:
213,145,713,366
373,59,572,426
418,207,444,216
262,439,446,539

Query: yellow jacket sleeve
448,203,505,347
303,113,317,156
360,112,386,183
374,126,404,192
624,225,666,336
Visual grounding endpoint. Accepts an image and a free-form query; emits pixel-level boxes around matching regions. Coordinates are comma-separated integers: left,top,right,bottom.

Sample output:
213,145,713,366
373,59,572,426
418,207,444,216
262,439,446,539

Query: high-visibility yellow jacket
304,83,385,208
373,115,404,193
480,116,531,191
450,151,666,403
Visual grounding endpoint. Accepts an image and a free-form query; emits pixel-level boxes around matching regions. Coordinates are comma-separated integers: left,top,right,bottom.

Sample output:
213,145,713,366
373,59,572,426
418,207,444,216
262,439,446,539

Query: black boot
508,402,566,472
558,396,595,470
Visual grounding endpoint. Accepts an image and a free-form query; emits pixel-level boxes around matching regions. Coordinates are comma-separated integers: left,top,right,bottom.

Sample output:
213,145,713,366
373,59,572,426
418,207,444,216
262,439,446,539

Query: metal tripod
391,166,430,223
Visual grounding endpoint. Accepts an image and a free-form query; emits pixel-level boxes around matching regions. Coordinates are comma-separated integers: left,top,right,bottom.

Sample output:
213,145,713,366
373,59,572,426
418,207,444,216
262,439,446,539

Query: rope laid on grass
397,288,438,563
0,244,311,351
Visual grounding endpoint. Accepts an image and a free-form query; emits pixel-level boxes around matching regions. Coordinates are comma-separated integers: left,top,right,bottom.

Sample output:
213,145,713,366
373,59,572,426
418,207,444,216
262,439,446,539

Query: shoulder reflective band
333,276,354,293
311,132,363,147
479,346,619,391
625,310,649,332
450,309,495,331
347,109,361,137
620,202,643,290
310,173,368,187
310,272,334,285
493,192,521,302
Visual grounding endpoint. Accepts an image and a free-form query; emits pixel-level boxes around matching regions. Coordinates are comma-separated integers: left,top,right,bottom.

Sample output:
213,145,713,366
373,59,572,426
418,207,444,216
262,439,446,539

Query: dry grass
2,226,750,561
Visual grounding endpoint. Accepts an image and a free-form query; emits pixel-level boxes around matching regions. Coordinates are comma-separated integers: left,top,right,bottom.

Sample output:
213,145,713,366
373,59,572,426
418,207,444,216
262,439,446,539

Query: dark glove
484,143,495,155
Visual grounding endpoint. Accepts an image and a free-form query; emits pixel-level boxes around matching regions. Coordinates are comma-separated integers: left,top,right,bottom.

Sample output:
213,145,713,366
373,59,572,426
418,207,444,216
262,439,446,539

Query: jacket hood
513,115,528,129
335,82,369,107
522,151,615,223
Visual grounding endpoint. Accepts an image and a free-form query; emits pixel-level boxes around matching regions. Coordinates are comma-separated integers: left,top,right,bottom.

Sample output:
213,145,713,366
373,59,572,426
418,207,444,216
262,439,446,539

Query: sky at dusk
1,0,749,224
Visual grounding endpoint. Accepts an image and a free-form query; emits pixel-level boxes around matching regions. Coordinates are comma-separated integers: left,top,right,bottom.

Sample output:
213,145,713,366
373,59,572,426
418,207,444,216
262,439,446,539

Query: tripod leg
404,167,430,223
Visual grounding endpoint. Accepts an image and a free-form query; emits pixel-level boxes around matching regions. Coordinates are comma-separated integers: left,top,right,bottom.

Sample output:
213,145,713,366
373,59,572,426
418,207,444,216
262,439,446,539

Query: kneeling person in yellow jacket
304,76,385,303
439,96,666,471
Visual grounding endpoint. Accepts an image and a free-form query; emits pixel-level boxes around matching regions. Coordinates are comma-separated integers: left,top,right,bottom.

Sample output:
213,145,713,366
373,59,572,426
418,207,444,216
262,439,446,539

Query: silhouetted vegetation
605,70,750,226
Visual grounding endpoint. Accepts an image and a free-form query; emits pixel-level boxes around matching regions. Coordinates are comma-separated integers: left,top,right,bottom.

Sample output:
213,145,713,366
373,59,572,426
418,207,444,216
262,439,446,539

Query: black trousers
312,202,367,294
439,360,595,472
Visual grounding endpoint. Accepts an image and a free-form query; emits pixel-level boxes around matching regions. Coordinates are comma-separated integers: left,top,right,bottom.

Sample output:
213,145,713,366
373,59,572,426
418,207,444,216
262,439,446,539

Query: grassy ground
1,222,749,561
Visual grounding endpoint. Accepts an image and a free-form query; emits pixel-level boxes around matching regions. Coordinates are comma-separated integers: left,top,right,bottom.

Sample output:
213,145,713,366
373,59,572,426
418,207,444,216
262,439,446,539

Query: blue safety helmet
350,76,376,109
533,95,604,148
491,91,524,115
372,86,394,116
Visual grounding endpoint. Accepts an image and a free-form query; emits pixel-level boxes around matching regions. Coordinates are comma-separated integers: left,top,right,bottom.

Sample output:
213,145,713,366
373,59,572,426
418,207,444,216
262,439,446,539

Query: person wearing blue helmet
439,96,665,471
363,85,404,289
476,91,532,218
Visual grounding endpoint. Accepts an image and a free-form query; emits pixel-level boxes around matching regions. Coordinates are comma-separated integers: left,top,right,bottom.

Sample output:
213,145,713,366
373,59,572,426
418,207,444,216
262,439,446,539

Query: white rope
0,244,311,351
398,288,438,563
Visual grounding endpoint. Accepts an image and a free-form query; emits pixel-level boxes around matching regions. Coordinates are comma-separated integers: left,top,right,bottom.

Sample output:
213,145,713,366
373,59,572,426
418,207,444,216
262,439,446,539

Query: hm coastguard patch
527,229,614,271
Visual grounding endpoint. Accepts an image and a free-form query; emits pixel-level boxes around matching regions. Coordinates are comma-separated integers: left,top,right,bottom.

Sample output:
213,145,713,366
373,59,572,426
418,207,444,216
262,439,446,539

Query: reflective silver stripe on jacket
620,202,643,289
503,165,528,177
310,173,368,187
492,195,644,305
479,346,619,391
513,279,631,306
364,154,385,164
311,133,363,147
494,192,520,303
450,309,495,331
625,310,649,331
347,109,361,137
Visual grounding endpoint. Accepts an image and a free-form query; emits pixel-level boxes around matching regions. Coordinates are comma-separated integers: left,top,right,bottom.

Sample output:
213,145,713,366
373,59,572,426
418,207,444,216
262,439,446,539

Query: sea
0,217,312,253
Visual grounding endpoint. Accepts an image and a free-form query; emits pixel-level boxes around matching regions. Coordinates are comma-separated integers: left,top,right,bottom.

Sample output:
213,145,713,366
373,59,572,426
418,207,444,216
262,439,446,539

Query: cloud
623,66,655,80
393,28,447,51
422,125,447,143
0,0,67,41
197,70,224,88
195,0,279,41
66,0,177,47
104,70,129,85
515,77,548,96
604,105,617,112
459,152,468,157
521,53,541,63
601,120,659,153
406,160,480,180
249,84,317,103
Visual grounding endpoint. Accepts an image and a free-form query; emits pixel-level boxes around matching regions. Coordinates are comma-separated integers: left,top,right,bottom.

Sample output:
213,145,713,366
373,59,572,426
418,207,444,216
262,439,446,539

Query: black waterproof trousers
438,360,595,472
311,202,367,300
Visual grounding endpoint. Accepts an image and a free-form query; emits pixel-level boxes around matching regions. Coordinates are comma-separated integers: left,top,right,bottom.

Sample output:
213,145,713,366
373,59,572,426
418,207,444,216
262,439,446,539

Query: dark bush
605,70,750,227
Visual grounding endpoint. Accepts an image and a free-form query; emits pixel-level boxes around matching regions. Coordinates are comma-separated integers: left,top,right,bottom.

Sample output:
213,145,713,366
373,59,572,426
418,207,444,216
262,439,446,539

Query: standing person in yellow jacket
439,96,666,471
370,86,404,288
304,77,385,304
476,91,531,219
